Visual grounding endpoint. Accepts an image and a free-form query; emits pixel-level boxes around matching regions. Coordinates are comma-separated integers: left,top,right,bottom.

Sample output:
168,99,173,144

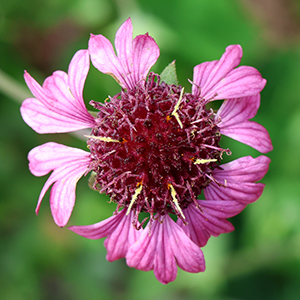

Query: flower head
21,18,272,284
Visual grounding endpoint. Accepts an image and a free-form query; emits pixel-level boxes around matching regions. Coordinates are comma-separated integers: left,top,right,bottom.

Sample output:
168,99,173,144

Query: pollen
85,135,120,143
168,183,185,219
126,181,143,215
194,158,218,164
169,87,184,128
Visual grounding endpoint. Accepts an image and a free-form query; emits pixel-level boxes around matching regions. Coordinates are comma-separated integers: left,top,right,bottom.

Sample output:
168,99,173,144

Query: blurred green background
1,0,300,299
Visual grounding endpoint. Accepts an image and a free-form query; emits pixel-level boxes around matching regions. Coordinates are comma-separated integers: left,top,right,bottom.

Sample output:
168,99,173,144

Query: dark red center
88,73,226,222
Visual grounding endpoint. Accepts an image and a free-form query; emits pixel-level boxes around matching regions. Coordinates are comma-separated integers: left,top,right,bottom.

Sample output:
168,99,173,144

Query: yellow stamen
169,87,184,129
126,182,143,215
194,158,217,164
168,183,185,219
85,135,120,143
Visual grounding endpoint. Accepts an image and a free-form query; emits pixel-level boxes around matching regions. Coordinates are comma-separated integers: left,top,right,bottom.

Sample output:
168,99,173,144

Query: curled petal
89,18,159,90
217,95,273,153
21,50,95,133
204,156,271,204
69,210,142,261
28,142,91,226
192,45,266,100
178,200,246,247
126,215,205,284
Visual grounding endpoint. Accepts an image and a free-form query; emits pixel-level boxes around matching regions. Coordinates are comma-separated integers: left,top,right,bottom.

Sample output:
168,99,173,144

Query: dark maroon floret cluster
88,73,228,223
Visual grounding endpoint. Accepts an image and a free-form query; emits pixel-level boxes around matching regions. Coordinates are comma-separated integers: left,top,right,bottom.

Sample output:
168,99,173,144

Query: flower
21,18,272,284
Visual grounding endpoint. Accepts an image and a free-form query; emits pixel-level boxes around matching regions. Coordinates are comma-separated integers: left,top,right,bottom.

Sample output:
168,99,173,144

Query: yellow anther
126,182,143,215
194,158,217,165
85,135,120,143
170,87,184,129
168,183,185,219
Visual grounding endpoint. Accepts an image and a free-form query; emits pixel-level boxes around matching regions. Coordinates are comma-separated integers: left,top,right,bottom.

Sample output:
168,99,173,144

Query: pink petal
204,156,271,204
68,49,91,109
88,34,124,86
193,45,242,96
89,18,159,90
28,142,91,226
130,33,160,87
104,211,142,261
217,95,273,153
165,215,205,274
126,216,173,280
218,94,261,125
114,18,134,87
192,45,266,100
153,219,178,284
69,210,126,239
178,200,246,247
192,60,218,96
220,122,272,153
126,215,205,284
21,98,93,133
69,210,142,261
21,50,95,134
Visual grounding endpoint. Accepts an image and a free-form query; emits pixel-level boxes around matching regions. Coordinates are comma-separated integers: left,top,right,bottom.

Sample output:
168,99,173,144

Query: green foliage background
1,0,300,299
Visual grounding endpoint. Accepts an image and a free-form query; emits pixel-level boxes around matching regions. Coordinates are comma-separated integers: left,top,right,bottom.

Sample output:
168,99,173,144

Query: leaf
160,60,178,85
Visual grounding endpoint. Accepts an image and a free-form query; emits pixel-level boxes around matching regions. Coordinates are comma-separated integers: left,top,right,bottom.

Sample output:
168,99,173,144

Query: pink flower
21,18,272,284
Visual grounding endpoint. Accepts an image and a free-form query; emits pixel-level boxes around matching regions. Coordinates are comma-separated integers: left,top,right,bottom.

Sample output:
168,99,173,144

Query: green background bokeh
1,0,300,299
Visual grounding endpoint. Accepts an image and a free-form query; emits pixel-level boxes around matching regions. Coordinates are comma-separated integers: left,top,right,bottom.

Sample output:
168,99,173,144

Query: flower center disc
88,73,224,220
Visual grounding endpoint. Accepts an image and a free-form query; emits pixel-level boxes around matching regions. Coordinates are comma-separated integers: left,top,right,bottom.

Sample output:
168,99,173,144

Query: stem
0,69,31,103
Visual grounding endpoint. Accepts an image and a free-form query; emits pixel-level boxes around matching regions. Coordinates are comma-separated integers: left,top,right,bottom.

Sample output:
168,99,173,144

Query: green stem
0,69,31,103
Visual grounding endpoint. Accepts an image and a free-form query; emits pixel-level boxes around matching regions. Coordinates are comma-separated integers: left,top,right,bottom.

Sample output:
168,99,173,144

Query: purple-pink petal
193,45,242,96
178,200,246,247
21,50,95,134
218,94,260,125
29,142,91,227
104,211,142,262
217,95,273,153
126,215,205,284
69,210,126,239
131,33,160,88
165,215,205,274
204,155,271,204
69,210,142,261
192,45,266,100
114,18,134,88
89,18,159,90
21,97,93,133
68,48,92,107
89,34,125,86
